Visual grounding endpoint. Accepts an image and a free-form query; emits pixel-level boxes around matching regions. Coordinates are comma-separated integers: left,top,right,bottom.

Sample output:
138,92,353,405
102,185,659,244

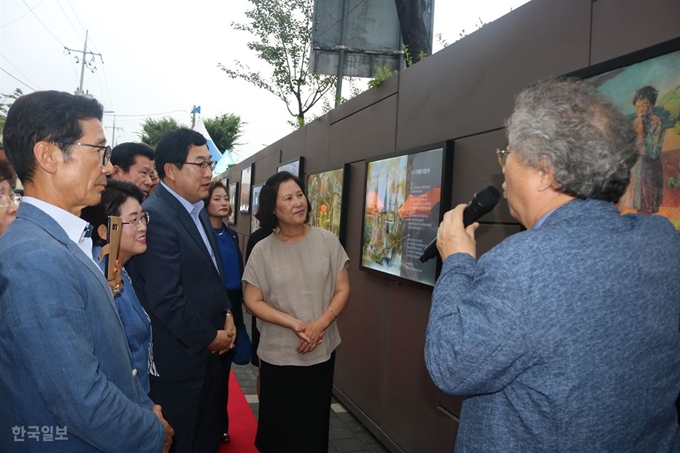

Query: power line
114,110,189,118
57,1,114,109
0,67,36,92
0,53,42,90
99,65,115,110
66,0,88,33
1,0,47,28
21,0,66,47
55,0,83,40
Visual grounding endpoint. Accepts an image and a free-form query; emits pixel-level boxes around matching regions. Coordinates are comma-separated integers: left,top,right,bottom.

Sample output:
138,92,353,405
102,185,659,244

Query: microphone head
475,186,501,210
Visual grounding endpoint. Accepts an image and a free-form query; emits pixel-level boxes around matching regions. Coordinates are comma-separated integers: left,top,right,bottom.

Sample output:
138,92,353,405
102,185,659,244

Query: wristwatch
224,311,232,318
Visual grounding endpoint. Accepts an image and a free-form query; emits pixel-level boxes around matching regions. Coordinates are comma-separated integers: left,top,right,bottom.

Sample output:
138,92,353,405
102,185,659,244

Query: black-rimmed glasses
181,161,217,172
122,211,150,230
0,192,21,208
57,141,112,166
496,148,513,168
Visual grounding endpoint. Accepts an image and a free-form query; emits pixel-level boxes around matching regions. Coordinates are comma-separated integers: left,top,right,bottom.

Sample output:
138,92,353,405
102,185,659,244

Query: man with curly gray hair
425,77,680,452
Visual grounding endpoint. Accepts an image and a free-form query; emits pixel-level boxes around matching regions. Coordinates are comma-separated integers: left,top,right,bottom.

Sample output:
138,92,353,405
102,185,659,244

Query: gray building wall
220,0,680,451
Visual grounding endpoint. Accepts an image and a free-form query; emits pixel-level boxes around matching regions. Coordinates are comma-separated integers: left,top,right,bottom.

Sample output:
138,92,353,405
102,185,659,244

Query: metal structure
311,0,434,102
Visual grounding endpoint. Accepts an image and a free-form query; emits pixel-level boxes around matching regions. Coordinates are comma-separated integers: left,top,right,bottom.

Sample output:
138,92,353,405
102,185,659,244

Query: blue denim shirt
93,246,155,395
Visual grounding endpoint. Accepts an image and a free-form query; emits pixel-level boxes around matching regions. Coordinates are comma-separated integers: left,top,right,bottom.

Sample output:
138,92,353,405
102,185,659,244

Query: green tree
218,0,336,128
0,88,24,148
204,113,245,152
138,116,186,147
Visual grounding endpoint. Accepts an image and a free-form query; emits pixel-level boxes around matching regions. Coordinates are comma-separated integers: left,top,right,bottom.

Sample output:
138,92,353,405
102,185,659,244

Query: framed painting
571,37,680,231
307,164,350,245
228,181,238,225
360,141,453,289
277,156,305,178
250,184,264,233
239,165,252,214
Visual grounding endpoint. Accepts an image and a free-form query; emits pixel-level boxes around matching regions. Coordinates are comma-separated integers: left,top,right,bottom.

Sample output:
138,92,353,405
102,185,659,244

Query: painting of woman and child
589,47,680,231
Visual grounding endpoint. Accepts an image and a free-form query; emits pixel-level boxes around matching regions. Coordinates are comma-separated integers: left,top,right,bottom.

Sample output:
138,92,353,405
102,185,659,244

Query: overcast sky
0,0,530,161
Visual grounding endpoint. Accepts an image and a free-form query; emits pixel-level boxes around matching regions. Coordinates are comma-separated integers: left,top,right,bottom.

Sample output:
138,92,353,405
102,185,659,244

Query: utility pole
65,30,104,96
191,105,199,128
104,111,122,147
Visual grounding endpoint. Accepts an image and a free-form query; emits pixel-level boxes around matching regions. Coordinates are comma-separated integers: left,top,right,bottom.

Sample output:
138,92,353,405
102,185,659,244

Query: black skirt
255,352,336,453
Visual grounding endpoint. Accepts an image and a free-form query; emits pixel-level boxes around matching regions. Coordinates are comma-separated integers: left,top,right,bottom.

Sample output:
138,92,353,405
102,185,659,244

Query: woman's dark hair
256,171,310,229
203,180,232,217
0,159,14,184
80,179,145,247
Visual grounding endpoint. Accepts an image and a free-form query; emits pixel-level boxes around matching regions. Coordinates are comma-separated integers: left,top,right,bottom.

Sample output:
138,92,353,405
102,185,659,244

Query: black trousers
255,352,336,453
219,350,235,434
150,354,223,453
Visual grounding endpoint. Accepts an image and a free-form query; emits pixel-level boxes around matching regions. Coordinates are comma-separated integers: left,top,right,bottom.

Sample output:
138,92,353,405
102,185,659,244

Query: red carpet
220,370,259,453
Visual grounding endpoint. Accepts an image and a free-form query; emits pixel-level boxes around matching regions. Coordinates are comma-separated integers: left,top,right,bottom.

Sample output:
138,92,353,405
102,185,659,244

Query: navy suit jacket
130,184,231,381
0,202,165,453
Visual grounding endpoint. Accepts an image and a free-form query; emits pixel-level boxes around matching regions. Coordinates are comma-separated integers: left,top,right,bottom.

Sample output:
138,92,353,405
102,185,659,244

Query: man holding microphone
425,78,680,452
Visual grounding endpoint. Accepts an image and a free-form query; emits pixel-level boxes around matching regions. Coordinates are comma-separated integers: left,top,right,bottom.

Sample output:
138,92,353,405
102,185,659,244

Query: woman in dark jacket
203,180,247,443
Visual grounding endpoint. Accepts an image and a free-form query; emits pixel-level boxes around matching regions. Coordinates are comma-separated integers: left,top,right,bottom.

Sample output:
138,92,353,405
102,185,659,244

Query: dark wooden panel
439,393,463,420
381,284,440,452
303,113,331,174
328,95,398,165
451,130,514,225
279,127,306,165
333,162,387,423
251,151,281,185
330,74,399,124
434,408,459,453
591,0,680,65
334,266,390,424
395,0,591,150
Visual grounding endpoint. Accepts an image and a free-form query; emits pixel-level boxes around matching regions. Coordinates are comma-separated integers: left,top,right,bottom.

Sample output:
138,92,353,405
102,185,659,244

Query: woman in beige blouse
242,171,350,452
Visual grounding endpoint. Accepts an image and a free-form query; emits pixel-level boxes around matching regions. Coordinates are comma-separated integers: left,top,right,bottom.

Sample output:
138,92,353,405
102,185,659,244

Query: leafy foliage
0,88,24,148
368,66,397,90
218,0,336,128
138,116,186,147
204,113,245,152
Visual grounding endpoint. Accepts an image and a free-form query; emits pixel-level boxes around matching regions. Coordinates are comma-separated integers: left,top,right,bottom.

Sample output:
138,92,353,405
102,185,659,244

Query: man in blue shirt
426,78,680,452
0,90,173,452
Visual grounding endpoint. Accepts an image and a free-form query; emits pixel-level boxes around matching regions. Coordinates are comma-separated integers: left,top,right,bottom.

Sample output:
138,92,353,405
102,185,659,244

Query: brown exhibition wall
217,0,680,451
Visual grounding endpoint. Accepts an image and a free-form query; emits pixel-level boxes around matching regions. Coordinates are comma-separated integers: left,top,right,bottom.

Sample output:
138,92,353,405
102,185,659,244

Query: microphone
419,186,501,263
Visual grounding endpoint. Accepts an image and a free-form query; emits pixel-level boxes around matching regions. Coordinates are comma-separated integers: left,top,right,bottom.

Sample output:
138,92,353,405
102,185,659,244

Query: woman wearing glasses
0,159,19,236
81,179,158,395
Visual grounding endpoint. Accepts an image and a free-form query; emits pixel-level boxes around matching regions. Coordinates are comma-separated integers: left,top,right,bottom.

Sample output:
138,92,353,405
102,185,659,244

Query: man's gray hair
506,77,638,203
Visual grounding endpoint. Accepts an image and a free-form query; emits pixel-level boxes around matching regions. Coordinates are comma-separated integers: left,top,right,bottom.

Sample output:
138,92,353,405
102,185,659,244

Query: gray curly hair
506,77,638,203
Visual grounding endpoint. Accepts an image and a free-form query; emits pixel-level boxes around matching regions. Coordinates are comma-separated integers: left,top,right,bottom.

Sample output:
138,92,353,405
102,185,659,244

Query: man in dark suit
130,128,236,453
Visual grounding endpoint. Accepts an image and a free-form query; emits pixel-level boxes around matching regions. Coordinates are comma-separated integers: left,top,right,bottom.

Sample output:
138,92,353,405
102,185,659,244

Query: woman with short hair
81,179,157,395
243,171,350,452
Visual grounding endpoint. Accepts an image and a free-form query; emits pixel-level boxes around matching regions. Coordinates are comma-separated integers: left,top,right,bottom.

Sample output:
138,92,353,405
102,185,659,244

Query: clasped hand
292,319,325,355
207,315,236,355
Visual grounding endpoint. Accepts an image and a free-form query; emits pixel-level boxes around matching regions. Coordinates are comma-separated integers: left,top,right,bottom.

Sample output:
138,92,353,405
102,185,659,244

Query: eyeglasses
0,192,21,208
58,141,112,166
181,161,217,172
122,211,150,230
496,148,513,168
